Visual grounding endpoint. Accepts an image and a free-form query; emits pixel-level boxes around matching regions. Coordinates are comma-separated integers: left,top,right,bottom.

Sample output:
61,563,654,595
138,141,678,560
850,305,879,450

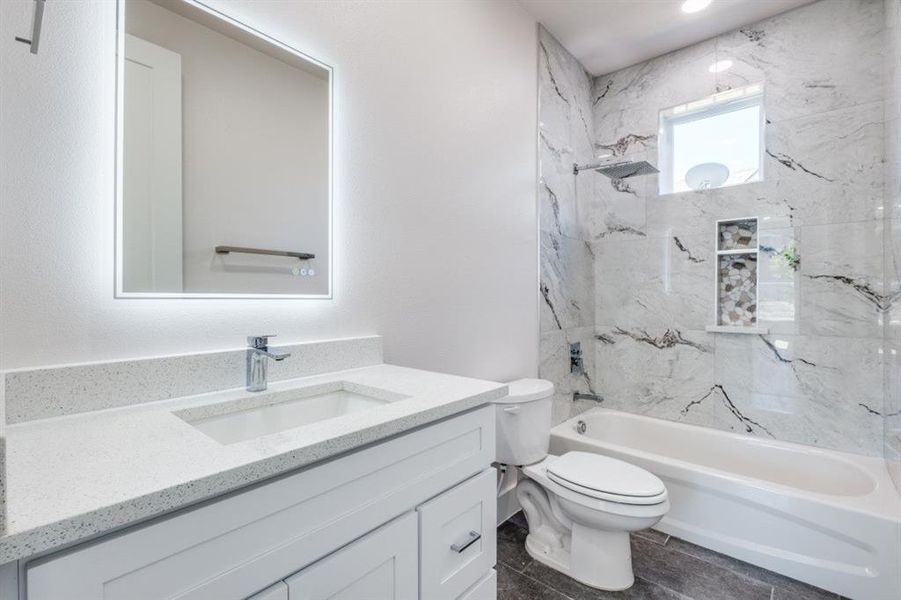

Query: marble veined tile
541,231,594,332
758,227,801,335
887,28,901,125
539,167,577,240
799,221,888,338
579,150,649,241
643,98,885,237
539,27,594,159
715,0,884,123
592,39,716,159
889,0,901,29
644,105,884,237
886,119,901,221
538,27,596,241
714,334,883,455
765,102,884,226
887,331,901,488
594,327,715,427
887,219,901,343
644,179,791,239
539,327,598,425
595,234,714,331
888,436,901,497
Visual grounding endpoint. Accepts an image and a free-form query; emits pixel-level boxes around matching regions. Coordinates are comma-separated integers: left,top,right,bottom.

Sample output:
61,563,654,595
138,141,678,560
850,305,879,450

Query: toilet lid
546,452,666,500
494,379,555,404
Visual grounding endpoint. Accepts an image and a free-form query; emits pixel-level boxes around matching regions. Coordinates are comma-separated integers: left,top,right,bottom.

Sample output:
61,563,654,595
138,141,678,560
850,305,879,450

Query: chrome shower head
593,160,659,179
573,159,659,178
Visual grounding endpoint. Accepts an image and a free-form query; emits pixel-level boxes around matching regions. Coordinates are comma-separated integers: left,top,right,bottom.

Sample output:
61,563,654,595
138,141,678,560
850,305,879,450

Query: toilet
494,379,669,591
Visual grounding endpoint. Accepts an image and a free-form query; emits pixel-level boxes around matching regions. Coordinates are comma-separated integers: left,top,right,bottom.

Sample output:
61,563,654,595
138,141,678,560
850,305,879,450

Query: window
658,84,765,195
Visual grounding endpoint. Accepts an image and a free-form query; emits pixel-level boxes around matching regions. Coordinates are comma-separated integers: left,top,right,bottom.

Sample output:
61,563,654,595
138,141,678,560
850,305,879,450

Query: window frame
657,84,766,196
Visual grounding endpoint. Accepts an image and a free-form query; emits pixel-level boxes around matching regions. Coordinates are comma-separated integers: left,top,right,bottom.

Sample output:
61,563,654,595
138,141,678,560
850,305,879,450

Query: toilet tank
493,379,554,466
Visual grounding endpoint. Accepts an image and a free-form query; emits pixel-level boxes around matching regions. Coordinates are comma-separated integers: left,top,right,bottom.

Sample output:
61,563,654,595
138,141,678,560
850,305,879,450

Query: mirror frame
114,0,333,299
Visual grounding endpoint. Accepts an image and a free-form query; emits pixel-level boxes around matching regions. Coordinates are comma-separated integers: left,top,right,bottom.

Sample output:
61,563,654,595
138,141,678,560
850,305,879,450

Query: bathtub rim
551,408,901,521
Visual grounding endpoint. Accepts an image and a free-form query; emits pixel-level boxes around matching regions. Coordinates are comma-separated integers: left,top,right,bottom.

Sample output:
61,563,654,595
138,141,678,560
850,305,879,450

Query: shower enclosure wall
539,0,897,463
885,0,901,493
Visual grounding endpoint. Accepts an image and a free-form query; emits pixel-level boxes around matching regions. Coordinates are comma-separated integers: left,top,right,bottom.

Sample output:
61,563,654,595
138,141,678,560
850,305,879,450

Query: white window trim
657,84,766,196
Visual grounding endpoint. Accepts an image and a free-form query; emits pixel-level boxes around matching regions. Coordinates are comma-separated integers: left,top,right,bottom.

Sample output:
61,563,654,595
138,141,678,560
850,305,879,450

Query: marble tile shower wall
884,0,901,489
588,0,890,456
537,27,600,425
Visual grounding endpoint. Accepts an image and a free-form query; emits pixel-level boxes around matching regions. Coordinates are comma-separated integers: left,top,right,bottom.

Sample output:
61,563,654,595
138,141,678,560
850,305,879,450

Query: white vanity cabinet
24,406,496,600
284,512,418,600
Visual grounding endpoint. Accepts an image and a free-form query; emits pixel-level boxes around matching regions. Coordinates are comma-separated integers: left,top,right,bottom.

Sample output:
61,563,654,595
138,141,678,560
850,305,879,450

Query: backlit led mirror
117,0,332,297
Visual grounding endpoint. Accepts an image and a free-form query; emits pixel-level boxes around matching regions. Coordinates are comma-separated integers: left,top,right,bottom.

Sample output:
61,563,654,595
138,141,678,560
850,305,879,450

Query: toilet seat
546,451,667,506
517,451,670,591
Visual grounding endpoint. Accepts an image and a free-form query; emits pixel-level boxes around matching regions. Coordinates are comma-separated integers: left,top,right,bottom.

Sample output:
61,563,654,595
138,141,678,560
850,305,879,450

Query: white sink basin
175,382,409,445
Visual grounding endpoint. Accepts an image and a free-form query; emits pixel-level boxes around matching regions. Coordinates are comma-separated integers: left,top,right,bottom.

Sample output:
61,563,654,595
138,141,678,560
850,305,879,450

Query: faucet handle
247,335,277,349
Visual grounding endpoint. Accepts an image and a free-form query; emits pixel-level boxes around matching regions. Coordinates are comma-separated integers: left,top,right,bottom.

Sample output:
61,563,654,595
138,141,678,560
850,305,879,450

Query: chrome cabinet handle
451,530,481,553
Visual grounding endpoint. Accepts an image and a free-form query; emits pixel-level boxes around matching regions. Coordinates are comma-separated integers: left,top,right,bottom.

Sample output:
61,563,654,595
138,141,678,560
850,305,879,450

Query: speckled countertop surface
0,364,506,564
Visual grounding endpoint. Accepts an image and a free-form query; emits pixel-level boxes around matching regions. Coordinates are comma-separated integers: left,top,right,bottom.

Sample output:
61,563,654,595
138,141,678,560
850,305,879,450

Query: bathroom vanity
26,407,497,600
0,338,504,600
0,0,511,596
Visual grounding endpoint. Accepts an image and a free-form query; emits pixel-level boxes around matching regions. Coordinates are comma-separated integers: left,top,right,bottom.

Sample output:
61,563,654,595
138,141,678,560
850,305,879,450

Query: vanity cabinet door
285,512,418,600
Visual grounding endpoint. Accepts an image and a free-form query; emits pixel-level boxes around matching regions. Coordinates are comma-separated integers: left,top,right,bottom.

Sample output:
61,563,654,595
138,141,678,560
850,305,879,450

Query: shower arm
572,158,659,178
573,161,607,175
572,159,634,175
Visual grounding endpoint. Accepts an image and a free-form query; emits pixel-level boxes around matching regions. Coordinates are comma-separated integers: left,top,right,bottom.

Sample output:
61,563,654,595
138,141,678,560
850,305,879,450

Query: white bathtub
550,408,901,600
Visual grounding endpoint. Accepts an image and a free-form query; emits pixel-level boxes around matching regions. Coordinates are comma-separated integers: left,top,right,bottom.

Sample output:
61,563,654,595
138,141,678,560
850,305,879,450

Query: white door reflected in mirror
123,34,183,292
117,0,332,298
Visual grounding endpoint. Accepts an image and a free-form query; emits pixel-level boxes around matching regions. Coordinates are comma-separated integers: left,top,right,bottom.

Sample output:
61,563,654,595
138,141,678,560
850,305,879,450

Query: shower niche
707,217,767,334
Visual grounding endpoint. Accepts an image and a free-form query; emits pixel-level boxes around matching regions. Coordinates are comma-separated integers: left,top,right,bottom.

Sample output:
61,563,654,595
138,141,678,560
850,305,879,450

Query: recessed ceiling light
681,0,712,13
708,59,733,73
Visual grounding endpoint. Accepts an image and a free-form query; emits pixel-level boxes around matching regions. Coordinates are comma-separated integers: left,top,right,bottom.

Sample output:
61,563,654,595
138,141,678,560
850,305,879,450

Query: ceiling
518,0,815,76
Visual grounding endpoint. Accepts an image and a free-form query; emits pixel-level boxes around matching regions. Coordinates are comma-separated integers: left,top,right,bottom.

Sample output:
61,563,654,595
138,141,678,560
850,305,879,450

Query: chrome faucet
246,335,291,392
570,342,583,375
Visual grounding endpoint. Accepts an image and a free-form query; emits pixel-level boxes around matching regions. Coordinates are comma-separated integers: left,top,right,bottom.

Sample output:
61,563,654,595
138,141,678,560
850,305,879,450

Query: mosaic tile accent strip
718,254,758,326
719,219,758,251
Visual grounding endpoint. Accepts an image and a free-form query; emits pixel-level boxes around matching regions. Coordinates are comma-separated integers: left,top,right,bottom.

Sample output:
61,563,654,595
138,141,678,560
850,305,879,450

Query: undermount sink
174,381,410,445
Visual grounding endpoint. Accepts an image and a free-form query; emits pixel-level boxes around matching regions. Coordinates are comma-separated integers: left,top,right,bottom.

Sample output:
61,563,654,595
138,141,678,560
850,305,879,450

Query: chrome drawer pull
451,530,481,553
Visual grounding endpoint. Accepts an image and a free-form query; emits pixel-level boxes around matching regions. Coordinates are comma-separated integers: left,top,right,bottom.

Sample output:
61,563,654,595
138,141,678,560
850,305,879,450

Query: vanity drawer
418,468,496,600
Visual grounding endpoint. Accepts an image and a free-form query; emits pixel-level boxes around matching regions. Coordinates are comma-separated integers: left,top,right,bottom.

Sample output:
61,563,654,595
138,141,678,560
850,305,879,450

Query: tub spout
573,391,603,403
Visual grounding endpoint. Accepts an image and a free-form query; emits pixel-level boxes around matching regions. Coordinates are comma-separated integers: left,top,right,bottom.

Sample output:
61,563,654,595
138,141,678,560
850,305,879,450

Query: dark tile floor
497,513,845,600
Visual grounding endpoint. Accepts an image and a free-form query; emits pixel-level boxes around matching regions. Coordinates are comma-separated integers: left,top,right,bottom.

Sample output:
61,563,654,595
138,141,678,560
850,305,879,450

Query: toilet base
523,524,634,591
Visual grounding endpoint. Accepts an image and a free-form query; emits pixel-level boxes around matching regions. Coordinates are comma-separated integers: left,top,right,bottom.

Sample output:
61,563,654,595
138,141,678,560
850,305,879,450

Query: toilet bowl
518,453,669,590
494,380,669,591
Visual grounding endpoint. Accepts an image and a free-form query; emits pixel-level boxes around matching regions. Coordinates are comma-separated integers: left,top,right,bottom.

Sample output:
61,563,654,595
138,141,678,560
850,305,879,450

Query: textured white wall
0,0,539,381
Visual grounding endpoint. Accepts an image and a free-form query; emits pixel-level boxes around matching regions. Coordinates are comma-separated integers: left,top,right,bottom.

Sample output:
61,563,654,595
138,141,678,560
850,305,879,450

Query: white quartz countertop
0,364,507,563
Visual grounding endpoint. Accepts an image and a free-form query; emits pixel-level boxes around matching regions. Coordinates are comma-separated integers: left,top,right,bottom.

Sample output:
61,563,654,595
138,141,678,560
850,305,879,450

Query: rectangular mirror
116,0,332,298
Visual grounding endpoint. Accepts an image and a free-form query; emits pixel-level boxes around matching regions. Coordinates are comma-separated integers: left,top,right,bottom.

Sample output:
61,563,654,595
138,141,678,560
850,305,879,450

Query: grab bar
215,246,315,260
